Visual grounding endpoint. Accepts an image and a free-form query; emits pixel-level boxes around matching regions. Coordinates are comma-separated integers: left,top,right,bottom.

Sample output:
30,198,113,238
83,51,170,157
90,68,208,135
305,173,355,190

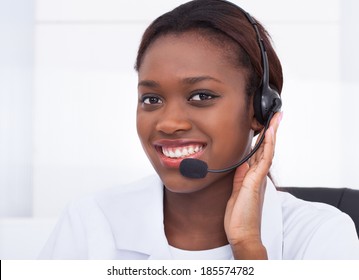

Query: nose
155,104,192,135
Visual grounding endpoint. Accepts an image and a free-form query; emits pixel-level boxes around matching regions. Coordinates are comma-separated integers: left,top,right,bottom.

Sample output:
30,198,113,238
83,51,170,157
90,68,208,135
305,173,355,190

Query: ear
251,114,263,135
249,95,264,134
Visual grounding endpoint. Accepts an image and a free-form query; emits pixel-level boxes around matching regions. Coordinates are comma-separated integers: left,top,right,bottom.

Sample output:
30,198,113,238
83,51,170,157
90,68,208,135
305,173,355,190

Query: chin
159,171,208,194
159,169,232,195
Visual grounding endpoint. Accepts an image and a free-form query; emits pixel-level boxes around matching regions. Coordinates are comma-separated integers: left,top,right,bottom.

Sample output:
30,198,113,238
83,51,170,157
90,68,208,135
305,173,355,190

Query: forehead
138,31,244,81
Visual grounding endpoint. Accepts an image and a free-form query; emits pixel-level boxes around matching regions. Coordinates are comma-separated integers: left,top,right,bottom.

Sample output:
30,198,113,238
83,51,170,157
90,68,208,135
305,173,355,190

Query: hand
224,111,283,259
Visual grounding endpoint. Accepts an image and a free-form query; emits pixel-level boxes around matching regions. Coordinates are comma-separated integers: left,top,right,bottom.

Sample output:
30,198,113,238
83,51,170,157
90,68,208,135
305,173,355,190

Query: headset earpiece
254,85,282,126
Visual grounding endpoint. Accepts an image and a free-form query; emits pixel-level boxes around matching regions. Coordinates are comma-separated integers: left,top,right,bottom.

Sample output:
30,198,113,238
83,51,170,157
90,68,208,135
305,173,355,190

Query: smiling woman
39,0,359,260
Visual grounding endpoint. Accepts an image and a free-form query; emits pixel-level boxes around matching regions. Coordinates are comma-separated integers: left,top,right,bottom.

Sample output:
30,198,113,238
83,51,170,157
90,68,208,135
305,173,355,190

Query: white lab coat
39,175,359,259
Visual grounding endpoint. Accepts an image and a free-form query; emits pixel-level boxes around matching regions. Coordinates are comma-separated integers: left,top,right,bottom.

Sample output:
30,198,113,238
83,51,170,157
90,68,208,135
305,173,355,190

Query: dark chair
277,187,359,238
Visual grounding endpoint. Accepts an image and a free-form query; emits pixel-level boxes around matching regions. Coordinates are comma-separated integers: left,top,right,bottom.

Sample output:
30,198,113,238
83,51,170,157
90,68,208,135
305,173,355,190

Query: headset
237,5,282,125
179,2,283,179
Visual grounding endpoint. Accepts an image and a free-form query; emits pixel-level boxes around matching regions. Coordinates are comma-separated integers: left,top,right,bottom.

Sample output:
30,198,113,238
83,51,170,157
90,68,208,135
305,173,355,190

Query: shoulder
60,174,163,235
39,174,162,259
277,190,341,228
69,174,162,213
277,191,359,259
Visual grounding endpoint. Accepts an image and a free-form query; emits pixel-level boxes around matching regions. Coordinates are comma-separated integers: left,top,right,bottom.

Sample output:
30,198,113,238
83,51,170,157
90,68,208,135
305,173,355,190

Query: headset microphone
179,5,282,179
179,106,277,179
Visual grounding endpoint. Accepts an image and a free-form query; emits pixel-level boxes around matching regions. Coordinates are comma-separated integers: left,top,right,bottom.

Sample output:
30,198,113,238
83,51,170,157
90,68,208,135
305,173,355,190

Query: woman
40,0,359,259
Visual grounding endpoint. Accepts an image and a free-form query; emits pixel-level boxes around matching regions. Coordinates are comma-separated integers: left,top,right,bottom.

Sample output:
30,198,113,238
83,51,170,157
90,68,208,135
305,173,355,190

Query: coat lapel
96,175,172,259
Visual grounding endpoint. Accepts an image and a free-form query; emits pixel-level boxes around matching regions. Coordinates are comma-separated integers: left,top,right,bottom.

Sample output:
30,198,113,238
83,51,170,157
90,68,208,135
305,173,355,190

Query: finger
250,112,283,176
251,111,283,164
232,162,250,195
268,111,283,140
262,111,283,160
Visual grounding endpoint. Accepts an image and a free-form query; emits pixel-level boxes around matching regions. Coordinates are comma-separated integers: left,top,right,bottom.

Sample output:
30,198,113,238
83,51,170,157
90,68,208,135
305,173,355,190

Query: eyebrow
182,75,222,85
138,75,222,88
138,80,160,88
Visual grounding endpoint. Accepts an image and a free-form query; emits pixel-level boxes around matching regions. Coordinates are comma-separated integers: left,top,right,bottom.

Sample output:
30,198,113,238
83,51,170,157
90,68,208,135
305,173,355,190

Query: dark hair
134,0,283,98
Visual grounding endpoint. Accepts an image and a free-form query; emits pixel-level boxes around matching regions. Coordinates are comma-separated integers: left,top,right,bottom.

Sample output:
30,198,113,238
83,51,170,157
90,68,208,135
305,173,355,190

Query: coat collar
96,175,283,259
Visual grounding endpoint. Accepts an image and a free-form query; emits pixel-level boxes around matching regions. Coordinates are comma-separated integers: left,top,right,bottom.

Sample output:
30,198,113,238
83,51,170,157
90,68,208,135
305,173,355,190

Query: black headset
237,6,282,125
180,2,283,178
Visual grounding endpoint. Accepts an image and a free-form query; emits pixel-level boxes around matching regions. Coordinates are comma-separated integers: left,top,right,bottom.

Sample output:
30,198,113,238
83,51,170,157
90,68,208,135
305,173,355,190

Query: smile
161,144,204,159
153,140,206,168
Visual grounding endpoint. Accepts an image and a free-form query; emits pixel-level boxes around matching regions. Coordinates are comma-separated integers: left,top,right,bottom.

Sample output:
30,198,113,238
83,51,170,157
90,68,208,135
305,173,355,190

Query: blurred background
1,0,358,259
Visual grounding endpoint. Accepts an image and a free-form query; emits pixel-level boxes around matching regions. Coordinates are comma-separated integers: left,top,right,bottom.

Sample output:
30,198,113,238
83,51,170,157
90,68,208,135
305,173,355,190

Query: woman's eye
189,92,217,101
142,96,162,104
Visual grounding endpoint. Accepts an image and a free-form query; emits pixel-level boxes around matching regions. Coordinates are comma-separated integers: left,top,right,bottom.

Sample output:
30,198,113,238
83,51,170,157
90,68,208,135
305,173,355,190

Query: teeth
162,145,203,159
188,146,194,154
169,150,175,158
175,149,182,158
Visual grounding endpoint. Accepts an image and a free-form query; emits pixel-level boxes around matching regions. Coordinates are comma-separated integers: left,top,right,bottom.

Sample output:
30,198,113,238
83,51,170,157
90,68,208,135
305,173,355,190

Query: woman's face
137,32,258,193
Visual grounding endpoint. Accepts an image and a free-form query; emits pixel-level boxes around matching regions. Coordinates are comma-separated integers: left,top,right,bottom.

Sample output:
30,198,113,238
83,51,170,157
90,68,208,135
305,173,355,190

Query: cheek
136,113,158,166
215,118,250,148
136,112,150,144
205,104,252,162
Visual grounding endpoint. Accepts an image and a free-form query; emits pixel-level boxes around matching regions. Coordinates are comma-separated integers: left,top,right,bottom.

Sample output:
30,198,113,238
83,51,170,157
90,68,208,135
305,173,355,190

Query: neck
164,172,235,251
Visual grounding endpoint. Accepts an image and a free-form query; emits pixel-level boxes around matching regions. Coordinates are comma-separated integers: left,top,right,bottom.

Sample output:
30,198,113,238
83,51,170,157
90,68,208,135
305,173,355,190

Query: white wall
1,0,359,259
340,0,359,187
0,0,34,217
